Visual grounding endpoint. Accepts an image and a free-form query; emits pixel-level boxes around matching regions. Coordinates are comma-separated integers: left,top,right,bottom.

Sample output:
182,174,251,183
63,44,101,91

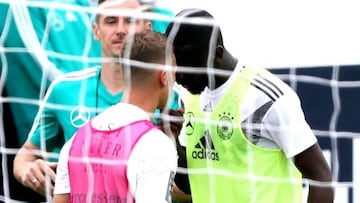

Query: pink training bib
68,120,155,203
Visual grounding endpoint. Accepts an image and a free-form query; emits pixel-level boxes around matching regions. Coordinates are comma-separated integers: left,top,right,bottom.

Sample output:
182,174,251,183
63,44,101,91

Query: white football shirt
175,65,317,158
54,103,178,203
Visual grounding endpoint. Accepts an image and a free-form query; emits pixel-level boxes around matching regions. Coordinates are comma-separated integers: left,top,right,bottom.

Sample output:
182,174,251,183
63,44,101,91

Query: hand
157,109,184,139
20,159,57,196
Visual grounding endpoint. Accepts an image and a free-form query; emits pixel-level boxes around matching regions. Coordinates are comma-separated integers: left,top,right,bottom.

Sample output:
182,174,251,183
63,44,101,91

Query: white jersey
175,65,317,158
54,103,178,203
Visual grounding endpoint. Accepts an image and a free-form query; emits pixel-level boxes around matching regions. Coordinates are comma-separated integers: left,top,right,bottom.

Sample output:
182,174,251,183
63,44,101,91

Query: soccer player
166,9,334,203
13,0,156,197
0,1,102,201
53,30,177,203
0,0,102,148
1,0,173,149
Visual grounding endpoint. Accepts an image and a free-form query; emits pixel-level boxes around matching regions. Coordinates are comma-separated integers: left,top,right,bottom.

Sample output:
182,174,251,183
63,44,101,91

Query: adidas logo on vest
191,130,219,161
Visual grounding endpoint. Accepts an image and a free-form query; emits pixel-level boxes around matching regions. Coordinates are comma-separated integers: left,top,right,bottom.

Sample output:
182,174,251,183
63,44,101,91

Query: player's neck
100,62,124,95
213,50,238,89
220,49,238,71
123,87,159,118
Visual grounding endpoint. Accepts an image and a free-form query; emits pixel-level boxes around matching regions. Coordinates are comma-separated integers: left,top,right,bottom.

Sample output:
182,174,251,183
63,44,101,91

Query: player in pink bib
69,120,155,202
53,30,178,203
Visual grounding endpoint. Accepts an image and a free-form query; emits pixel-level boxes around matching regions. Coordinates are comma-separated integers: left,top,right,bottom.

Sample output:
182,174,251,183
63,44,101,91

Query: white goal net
1,0,360,202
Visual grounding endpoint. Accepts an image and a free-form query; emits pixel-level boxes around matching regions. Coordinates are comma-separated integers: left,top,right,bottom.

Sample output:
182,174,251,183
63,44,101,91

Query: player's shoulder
245,66,290,89
145,129,176,149
245,66,297,101
132,128,177,162
93,103,150,129
51,66,99,85
57,66,99,80
44,66,99,97
172,82,190,106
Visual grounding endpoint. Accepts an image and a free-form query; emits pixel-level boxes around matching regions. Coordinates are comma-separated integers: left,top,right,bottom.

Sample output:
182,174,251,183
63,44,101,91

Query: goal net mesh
1,0,359,202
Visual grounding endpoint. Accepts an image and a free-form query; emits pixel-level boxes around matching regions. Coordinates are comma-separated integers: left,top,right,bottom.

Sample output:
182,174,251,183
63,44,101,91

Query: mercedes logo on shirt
185,112,195,135
70,105,91,128
50,13,65,31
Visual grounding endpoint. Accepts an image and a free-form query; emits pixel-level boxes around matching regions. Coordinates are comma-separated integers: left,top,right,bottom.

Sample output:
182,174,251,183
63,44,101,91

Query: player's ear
145,21,152,31
159,70,168,87
93,23,101,41
215,45,224,61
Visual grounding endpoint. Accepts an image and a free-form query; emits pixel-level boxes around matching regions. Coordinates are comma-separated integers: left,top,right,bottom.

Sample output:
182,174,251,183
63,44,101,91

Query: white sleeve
53,138,72,195
127,130,178,203
173,82,189,109
173,82,189,147
262,89,317,158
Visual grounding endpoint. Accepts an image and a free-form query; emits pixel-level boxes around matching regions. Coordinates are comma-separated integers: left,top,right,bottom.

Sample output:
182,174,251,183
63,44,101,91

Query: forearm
306,165,334,203
53,194,70,203
307,182,334,203
294,144,334,203
172,183,192,202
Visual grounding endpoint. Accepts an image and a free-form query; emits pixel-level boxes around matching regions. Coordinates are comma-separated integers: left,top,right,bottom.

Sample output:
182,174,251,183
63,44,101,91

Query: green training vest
184,67,302,203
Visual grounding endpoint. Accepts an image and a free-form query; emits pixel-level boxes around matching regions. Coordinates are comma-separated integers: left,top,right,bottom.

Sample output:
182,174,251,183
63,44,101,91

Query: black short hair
165,9,223,48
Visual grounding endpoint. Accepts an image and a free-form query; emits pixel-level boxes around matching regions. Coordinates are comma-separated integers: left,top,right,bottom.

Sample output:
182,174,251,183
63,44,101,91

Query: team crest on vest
185,112,195,135
217,111,234,140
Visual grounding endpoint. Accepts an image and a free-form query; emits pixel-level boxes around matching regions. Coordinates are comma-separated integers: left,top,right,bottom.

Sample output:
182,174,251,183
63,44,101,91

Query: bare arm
53,193,70,203
294,143,334,203
13,140,57,196
172,183,192,202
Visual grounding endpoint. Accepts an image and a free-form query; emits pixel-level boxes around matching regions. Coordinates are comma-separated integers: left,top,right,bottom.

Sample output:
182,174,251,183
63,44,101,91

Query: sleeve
173,82,189,147
128,130,178,203
262,86,317,158
28,79,65,152
53,138,72,195
152,6,174,34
